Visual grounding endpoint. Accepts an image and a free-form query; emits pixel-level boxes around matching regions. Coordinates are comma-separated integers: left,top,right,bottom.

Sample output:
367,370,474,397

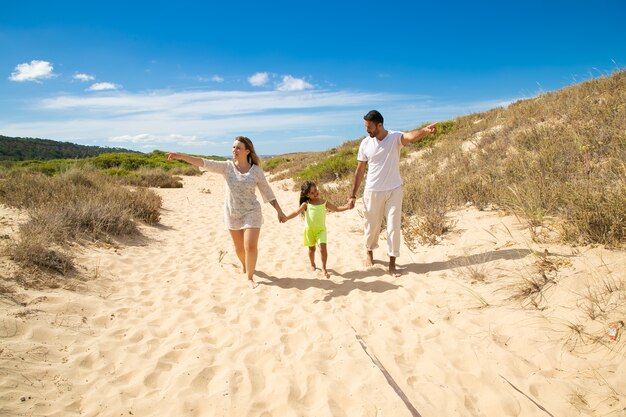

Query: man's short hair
363,110,384,125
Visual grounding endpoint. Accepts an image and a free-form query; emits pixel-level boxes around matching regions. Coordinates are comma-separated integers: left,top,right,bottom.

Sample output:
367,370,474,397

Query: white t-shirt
357,130,404,191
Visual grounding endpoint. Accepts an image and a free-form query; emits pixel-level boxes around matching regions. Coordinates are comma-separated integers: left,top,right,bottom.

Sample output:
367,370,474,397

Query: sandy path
1,173,624,416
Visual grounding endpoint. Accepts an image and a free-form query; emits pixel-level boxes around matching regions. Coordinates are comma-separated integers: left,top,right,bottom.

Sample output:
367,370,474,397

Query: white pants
363,186,403,257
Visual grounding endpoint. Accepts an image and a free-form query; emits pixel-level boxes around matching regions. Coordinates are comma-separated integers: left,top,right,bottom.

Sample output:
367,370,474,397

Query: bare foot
365,250,374,267
248,279,258,289
322,268,330,278
389,257,401,277
310,264,317,272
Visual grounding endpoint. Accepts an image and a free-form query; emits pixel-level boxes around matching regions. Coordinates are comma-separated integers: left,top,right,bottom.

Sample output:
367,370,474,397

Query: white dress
201,159,276,229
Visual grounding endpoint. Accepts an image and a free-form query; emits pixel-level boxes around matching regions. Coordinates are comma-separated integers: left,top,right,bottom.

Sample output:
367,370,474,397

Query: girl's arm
284,202,307,221
325,201,350,213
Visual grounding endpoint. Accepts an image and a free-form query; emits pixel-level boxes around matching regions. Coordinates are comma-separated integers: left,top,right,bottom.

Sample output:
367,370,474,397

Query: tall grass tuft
399,70,626,248
0,167,162,280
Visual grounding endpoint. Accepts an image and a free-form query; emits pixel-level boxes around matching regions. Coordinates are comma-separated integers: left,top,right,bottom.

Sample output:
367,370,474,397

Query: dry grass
399,71,626,249
578,272,626,321
504,251,571,309
115,167,184,188
560,266,626,354
272,70,626,249
454,252,492,284
0,167,163,287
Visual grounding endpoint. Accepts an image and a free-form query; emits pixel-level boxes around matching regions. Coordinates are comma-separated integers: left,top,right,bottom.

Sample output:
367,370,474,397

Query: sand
1,173,624,416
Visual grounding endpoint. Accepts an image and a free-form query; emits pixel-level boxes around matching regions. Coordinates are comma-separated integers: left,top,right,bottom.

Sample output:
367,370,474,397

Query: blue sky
1,0,625,156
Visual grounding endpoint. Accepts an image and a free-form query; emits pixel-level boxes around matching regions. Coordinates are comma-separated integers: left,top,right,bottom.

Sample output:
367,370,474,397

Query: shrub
396,70,626,248
296,150,357,183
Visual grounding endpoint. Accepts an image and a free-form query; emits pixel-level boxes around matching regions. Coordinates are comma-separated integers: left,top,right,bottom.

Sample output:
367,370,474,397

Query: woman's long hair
299,180,316,206
235,136,261,166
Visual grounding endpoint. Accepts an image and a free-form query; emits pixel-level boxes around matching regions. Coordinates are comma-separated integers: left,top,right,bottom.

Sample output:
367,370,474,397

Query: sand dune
1,173,624,416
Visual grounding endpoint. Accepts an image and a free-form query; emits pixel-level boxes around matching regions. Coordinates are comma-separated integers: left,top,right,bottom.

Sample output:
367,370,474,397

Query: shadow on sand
256,271,401,302
257,248,534,302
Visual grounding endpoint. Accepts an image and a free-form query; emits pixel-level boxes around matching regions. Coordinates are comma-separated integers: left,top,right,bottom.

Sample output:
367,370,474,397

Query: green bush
296,150,357,183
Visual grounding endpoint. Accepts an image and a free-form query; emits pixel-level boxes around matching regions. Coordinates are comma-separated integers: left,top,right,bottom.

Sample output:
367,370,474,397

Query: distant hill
0,135,142,161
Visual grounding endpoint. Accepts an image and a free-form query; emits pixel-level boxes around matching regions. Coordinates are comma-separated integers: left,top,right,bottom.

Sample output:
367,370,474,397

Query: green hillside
0,135,141,161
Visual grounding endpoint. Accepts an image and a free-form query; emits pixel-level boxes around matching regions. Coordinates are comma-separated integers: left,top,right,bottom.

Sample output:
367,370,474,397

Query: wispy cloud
39,89,404,116
1,86,518,155
276,75,313,91
9,60,56,82
211,75,224,82
248,72,269,87
86,82,121,91
73,73,95,82
109,133,218,146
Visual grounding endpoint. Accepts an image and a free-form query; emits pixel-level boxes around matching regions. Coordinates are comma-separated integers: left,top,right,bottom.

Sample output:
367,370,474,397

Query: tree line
0,135,140,161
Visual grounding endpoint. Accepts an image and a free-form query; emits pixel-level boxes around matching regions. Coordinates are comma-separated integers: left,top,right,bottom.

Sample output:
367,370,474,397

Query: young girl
284,181,350,278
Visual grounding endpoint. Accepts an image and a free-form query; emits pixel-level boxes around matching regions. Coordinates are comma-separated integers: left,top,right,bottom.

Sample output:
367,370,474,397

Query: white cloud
13,88,408,152
9,60,55,82
74,73,95,82
276,75,313,91
211,75,224,82
248,72,269,87
109,133,215,146
39,89,403,118
2,87,520,155
86,82,120,91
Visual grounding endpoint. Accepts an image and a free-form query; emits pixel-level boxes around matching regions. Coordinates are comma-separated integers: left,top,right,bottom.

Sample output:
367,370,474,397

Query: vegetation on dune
400,71,625,247
0,147,228,287
0,167,163,286
0,150,227,188
265,70,626,248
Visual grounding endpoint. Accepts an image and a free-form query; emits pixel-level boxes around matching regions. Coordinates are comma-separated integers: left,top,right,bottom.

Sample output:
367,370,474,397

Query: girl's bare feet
365,250,374,267
310,264,317,272
322,268,330,278
248,279,258,289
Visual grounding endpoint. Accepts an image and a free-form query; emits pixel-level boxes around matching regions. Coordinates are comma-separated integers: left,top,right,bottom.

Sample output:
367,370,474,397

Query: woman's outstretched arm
167,152,204,168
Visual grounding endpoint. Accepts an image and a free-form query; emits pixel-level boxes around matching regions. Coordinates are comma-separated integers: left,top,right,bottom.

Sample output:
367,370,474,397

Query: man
348,110,437,276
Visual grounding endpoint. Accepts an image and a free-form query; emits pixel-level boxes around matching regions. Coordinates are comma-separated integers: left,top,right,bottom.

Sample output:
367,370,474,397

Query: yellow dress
303,202,327,246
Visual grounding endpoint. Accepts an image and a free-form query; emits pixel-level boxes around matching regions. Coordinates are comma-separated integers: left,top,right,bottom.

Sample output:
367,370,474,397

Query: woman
168,136,286,288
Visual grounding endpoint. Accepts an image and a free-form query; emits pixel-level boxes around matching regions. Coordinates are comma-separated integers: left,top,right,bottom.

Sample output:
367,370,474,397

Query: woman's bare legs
229,230,246,273
243,228,260,286
228,228,261,287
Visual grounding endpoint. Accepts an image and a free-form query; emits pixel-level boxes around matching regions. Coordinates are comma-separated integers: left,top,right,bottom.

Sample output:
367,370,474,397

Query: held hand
348,197,356,210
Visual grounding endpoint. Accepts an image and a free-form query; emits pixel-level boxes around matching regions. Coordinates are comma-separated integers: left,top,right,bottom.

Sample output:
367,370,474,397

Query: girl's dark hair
299,180,316,205
234,136,261,166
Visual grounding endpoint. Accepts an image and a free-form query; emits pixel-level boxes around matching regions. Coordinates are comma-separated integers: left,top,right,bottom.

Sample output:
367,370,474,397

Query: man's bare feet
322,268,330,278
365,250,374,267
389,256,401,277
